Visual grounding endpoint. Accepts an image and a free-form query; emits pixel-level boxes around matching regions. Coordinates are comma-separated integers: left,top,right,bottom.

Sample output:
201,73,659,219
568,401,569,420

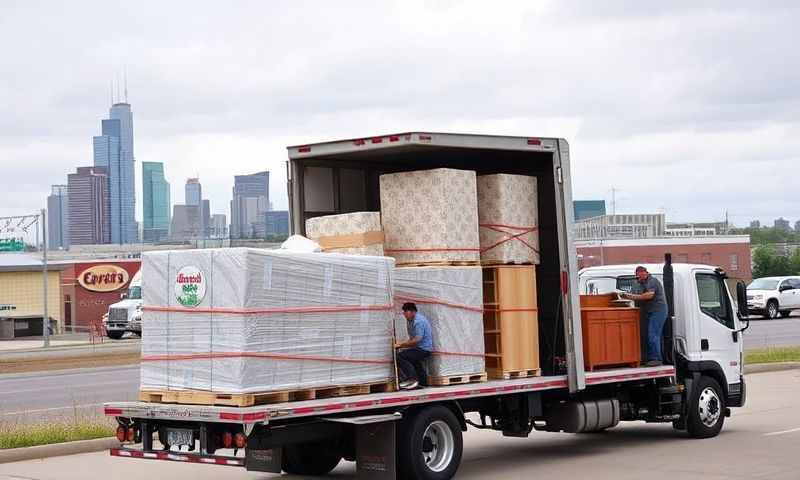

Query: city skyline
141,161,170,243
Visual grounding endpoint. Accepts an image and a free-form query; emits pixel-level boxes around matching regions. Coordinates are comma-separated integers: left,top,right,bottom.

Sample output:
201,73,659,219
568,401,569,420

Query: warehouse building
0,254,66,338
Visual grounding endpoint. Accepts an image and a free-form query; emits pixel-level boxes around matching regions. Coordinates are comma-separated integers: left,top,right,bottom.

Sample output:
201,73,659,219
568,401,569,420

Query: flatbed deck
105,365,675,425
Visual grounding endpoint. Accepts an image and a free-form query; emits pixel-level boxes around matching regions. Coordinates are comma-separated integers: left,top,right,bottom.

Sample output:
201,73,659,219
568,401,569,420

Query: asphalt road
2,369,800,479
744,312,800,349
0,365,140,424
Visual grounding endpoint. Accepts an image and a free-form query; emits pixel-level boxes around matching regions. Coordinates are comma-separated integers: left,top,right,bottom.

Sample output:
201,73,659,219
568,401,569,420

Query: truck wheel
686,376,725,439
397,405,463,480
282,441,341,476
107,331,124,340
766,300,779,319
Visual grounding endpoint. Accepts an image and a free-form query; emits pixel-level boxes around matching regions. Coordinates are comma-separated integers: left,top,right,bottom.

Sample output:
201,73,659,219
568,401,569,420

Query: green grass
745,346,800,365
0,421,115,450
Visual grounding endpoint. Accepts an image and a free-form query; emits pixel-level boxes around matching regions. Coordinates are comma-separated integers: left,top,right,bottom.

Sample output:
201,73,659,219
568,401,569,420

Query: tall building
573,200,606,221
265,210,289,237
201,199,211,238
774,217,791,231
230,171,269,239
185,178,202,206
750,220,761,229
46,185,69,249
210,214,227,238
142,162,171,243
795,220,800,232
170,205,202,242
67,167,110,245
93,102,136,244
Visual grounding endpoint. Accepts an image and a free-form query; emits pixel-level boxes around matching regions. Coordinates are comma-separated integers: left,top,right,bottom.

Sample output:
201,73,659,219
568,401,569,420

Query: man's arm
396,336,421,349
622,290,655,301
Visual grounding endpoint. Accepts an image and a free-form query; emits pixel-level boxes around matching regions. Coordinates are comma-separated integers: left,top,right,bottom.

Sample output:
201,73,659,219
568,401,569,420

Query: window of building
677,253,689,263
730,253,739,271
701,252,712,265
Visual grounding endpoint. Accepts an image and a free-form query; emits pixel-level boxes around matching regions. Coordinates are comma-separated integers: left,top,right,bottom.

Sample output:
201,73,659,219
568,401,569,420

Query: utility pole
41,208,49,347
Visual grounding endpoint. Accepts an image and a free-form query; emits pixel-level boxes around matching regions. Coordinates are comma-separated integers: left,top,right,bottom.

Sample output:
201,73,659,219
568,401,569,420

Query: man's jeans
647,305,669,362
397,348,431,385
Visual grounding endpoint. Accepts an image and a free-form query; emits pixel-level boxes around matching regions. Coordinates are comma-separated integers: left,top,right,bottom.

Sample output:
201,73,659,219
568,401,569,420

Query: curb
744,362,800,374
0,437,119,464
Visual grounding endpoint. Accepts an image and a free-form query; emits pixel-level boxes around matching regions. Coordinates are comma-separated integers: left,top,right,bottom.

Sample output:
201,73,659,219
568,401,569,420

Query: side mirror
779,285,792,292
736,281,750,331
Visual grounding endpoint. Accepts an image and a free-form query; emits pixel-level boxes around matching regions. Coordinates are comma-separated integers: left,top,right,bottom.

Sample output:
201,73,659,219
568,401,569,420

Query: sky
1,0,799,229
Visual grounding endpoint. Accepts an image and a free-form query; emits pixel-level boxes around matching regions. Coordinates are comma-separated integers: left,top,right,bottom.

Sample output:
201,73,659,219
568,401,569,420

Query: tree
753,244,796,278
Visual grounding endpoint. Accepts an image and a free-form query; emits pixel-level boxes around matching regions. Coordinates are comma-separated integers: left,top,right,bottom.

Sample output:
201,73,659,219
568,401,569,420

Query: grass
745,346,800,365
0,415,116,450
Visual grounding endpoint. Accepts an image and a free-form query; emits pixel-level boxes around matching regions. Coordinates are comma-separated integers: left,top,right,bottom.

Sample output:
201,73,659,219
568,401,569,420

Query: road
0,365,139,424
744,313,800,349
2,369,800,479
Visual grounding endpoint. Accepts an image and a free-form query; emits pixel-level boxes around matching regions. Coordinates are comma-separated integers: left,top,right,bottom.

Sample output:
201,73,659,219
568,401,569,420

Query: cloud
0,0,797,227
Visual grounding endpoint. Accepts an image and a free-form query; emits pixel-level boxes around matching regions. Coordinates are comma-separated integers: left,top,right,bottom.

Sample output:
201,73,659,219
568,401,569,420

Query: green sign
0,238,24,252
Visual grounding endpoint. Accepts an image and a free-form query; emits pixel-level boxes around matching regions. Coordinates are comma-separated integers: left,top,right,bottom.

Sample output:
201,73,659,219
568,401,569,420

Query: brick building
576,236,752,281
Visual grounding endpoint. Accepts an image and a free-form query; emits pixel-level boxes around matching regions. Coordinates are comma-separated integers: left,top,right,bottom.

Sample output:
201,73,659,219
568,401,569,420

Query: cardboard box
477,174,539,264
306,212,384,256
380,168,480,265
140,248,395,394
393,266,485,378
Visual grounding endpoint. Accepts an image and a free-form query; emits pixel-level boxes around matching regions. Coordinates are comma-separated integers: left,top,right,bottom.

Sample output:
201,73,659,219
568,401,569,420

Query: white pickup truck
104,132,749,480
103,270,142,340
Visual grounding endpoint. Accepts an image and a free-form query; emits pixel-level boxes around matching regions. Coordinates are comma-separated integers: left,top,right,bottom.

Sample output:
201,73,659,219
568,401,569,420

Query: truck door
694,271,741,385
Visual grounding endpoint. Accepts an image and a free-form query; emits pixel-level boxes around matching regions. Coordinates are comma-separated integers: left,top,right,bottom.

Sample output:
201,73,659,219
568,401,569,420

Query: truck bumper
727,376,746,407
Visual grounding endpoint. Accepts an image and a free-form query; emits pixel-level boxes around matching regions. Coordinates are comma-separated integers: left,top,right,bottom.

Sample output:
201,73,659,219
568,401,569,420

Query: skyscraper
142,162,171,243
230,171,269,239
185,178,202,206
47,185,69,249
93,102,136,244
67,167,110,245
170,205,202,242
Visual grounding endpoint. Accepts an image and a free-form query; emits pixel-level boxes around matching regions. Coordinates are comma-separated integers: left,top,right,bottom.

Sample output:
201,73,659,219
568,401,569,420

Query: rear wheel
397,405,463,480
686,376,725,439
107,330,124,340
766,300,779,319
282,440,341,476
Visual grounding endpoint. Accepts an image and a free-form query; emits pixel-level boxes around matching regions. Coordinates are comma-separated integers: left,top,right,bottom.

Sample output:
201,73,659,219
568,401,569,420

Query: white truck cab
104,270,142,340
579,263,746,411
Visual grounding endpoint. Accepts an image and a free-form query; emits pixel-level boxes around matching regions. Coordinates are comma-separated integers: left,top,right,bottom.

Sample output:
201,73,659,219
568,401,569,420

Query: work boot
400,380,419,390
645,360,663,367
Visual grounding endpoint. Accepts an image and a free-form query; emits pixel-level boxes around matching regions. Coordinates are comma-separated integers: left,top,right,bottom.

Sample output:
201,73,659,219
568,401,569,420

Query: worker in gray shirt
621,266,668,366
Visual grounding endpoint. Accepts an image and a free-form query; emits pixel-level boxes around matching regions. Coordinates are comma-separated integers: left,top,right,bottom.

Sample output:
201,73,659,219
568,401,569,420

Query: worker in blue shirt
395,302,433,390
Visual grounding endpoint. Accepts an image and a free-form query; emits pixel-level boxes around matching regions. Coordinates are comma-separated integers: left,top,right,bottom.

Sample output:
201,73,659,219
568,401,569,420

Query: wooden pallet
480,261,534,267
396,261,481,268
139,381,396,407
428,372,487,386
487,368,541,380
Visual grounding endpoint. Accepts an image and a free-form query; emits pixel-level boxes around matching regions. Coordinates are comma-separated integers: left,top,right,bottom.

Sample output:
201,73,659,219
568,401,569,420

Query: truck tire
397,405,463,480
107,331,124,340
282,441,341,476
766,300,779,319
686,376,725,439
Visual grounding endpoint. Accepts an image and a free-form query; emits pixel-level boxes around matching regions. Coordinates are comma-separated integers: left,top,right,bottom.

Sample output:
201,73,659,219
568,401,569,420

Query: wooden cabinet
581,307,641,371
483,266,540,379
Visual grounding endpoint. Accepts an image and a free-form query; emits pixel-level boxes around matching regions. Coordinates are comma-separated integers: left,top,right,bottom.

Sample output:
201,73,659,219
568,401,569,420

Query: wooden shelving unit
482,265,540,379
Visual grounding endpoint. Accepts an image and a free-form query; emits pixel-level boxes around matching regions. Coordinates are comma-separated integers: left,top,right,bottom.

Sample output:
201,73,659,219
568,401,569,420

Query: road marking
764,427,800,436
0,403,104,416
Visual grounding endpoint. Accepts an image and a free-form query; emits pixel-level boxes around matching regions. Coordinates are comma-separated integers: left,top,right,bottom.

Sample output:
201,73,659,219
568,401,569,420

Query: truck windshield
128,286,142,300
748,279,778,290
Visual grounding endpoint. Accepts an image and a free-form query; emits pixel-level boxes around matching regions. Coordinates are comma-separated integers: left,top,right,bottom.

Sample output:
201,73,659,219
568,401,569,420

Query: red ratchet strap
394,295,484,313
140,351,393,365
144,304,394,315
479,224,539,254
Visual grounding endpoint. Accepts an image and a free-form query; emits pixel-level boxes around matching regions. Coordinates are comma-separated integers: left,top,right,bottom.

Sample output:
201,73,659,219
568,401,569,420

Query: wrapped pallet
140,248,395,394
380,168,480,265
477,174,539,264
393,266,485,381
305,212,384,256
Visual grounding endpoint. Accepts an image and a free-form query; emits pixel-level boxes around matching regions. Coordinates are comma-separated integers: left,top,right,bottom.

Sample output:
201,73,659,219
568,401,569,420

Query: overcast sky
1,0,798,228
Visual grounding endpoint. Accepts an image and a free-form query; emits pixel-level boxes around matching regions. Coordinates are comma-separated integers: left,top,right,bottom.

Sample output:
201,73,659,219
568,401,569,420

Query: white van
746,276,800,319
103,270,142,339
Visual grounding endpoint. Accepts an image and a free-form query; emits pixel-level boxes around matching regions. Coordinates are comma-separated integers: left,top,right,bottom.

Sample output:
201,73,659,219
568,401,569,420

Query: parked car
746,276,800,319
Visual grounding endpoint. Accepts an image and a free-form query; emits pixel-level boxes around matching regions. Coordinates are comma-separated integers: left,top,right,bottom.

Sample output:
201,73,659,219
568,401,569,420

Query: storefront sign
175,266,206,307
78,265,130,292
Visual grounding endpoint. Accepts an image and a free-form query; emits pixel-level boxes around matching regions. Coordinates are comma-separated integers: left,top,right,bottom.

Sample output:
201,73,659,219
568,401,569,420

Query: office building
67,167,110,245
574,213,666,241
265,210,290,237
185,178,202,206
93,102,136,244
202,199,211,237
142,162,171,243
170,205,202,242
47,185,70,250
573,200,606,221
795,220,800,232
210,214,227,238
750,220,761,229
775,217,791,231
230,171,269,239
